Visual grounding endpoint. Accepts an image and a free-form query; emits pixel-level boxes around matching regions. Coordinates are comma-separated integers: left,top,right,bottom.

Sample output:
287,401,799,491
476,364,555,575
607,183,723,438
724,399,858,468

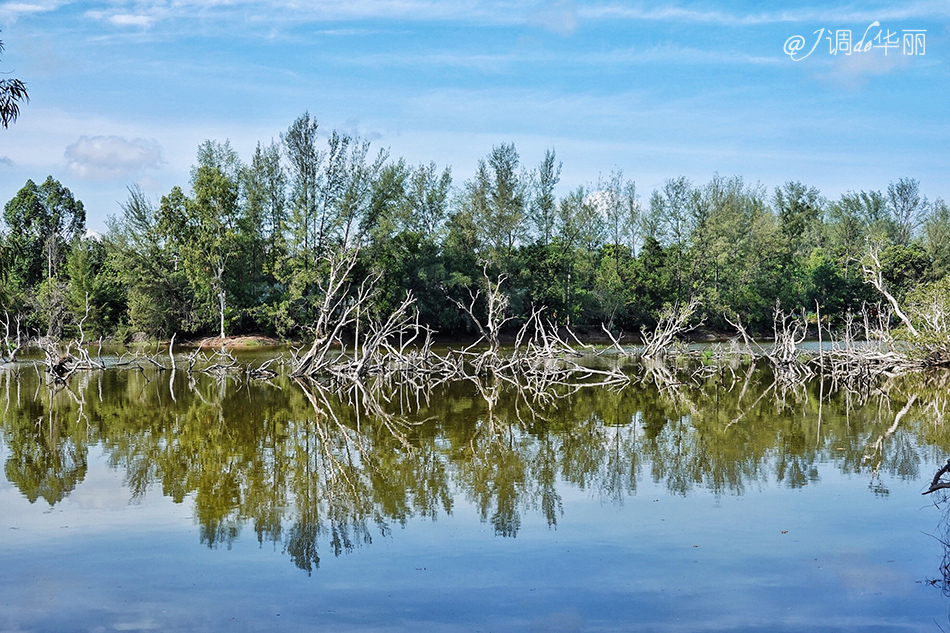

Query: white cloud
0,1,61,22
529,0,578,35
107,13,155,27
82,0,513,29
64,135,165,180
579,1,950,25
84,8,163,28
75,0,584,32
818,49,913,90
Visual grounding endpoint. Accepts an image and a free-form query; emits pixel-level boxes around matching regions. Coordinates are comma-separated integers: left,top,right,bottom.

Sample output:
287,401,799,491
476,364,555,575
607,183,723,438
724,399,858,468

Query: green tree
923,199,950,280
599,170,640,258
0,35,28,128
244,140,287,269
65,236,123,338
463,143,528,272
362,161,452,327
282,112,323,259
529,149,561,246
774,181,824,258
645,177,695,302
880,243,930,300
158,142,247,338
2,177,85,336
108,185,190,336
886,177,928,246
2,177,85,289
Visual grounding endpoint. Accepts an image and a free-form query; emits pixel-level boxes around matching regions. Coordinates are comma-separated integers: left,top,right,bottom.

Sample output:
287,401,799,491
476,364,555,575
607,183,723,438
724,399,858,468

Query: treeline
2,111,949,342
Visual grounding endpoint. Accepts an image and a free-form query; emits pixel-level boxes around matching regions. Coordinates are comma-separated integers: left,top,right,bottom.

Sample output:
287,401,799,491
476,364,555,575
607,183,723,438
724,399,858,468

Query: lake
2,352,949,632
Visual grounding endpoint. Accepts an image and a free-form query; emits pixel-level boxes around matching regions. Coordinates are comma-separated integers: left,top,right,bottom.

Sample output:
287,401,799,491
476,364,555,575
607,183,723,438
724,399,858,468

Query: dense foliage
2,112,948,341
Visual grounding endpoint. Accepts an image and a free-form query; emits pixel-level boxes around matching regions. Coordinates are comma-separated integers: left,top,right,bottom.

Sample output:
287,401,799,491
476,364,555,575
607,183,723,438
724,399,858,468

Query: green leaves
0,36,28,129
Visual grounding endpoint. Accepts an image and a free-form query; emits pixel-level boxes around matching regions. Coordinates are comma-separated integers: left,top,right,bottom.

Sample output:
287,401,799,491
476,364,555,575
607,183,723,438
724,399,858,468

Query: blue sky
0,0,947,232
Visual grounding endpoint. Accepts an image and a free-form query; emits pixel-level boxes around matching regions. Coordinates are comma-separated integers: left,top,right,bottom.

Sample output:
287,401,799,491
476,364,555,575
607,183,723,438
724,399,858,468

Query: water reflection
2,359,950,573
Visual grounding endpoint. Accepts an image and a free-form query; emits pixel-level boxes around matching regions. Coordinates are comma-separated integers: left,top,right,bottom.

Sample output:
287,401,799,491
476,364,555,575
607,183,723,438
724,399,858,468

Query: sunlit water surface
2,354,950,632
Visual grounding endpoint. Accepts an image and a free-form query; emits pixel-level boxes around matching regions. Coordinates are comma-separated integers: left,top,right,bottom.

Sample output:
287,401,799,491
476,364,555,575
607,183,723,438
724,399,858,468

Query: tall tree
158,141,246,337
405,162,452,238
244,140,287,271
600,169,639,257
282,112,324,258
645,177,696,301
107,185,188,336
464,143,528,271
887,177,928,246
924,199,950,280
2,177,85,288
336,138,388,247
773,181,824,257
529,149,561,246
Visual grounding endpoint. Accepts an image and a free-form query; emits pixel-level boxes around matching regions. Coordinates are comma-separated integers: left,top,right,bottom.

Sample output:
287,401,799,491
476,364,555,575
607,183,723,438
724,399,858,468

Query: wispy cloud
84,6,166,28
529,0,578,35
817,48,914,89
313,28,386,36
107,13,155,27
65,135,165,180
80,0,533,29
580,1,950,25
0,156,13,167
338,44,781,72
0,1,62,22
15,0,950,33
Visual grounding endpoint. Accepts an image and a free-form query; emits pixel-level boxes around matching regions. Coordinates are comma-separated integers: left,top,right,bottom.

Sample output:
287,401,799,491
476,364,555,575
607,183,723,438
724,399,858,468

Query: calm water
2,354,950,632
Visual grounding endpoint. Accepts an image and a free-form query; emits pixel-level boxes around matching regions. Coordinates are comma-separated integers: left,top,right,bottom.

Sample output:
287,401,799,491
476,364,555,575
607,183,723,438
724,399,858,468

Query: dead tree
292,247,441,381
1,311,22,364
293,247,366,377
862,241,919,338
767,303,813,381
641,297,701,358
452,265,513,359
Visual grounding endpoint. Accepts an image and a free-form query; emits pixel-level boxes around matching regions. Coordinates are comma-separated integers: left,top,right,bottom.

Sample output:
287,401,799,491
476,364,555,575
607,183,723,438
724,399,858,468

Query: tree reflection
2,357,950,571
1,372,89,504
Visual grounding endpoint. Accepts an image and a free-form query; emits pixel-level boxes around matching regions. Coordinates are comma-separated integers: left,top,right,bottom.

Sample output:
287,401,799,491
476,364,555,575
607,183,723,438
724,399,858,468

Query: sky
0,0,947,233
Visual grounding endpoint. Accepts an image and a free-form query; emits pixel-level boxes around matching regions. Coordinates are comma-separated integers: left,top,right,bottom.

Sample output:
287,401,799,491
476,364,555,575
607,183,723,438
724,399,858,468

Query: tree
2,177,85,288
463,143,528,272
645,177,696,302
107,185,188,336
405,162,452,238
244,140,287,276
599,169,639,258
887,177,929,246
362,161,452,327
335,137,388,248
553,186,603,325
0,35,28,128
774,181,824,257
826,192,875,273
529,149,561,246
282,112,324,258
65,235,123,338
923,199,950,280
157,141,248,337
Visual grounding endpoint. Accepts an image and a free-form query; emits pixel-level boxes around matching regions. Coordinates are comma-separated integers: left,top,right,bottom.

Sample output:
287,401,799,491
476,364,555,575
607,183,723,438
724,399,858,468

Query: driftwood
925,458,950,496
